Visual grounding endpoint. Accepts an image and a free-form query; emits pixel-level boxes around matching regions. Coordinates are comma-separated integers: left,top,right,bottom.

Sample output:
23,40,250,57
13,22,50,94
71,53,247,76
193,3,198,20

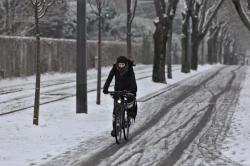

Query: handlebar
107,91,135,98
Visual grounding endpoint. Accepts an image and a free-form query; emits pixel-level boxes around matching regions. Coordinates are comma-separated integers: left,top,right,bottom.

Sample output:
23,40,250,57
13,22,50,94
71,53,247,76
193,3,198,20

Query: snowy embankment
222,66,250,165
0,64,215,166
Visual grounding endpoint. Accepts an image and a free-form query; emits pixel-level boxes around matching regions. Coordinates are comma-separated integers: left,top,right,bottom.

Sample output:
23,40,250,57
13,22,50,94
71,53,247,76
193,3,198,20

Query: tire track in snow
159,66,242,166
77,66,229,166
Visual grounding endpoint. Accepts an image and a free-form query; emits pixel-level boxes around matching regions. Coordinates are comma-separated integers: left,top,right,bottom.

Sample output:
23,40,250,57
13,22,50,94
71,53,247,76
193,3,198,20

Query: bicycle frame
108,91,134,144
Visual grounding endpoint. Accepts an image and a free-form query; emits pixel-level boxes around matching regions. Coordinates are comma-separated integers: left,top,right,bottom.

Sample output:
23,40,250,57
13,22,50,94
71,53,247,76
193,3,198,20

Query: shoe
111,130,116,137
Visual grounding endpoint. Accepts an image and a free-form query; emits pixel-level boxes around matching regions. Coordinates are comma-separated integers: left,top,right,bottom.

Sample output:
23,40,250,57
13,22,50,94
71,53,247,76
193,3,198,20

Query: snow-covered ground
0,64,247,166
222,66,250,165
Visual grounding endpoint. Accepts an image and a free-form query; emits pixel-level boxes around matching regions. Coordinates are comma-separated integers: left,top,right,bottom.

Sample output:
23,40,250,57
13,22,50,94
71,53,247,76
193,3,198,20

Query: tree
232,0,250,32
30,0,60,125
181,0,193,73
127,0,137,60
207,24,221,64
223,33,233,64
0,0,66,37
166,0,179,79
0,0,30,35
190,0,225,70
153,0,179,83
216,23,229,63
38,1,68,38
87,0,107,105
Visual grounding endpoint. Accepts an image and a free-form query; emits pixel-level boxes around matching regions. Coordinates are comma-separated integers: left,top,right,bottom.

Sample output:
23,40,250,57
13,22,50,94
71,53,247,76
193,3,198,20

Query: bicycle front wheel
115,108,122,144
123,112,130,141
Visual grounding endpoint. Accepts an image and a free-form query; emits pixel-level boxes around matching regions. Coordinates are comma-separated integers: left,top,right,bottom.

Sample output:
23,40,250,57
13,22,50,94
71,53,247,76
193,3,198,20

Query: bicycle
108,91,135,144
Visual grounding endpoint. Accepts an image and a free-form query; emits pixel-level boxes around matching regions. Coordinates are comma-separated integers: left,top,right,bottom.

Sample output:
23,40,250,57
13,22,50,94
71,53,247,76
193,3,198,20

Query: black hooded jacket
103,59,137,95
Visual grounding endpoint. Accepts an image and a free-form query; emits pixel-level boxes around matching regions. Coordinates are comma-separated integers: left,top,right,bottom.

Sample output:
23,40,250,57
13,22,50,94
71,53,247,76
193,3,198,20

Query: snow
222,66,250,165
153,17,159,24
0,64,240,166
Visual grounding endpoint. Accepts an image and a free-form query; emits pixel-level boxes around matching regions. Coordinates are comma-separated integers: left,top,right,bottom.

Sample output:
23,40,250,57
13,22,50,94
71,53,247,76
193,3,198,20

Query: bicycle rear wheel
115,108,122,144
123,112,130,140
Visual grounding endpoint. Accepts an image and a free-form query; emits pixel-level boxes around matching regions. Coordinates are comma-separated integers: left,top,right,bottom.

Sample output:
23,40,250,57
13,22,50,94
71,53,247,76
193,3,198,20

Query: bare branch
38,2,46,13
47,0,56,7
166,0,173,15
160,0,166,12
232,0,250,32
37,0,44,7
129,0,137,24
38,5,49,18
101,0,106,8
199,0,224,39
87,0,96,11
31,0,37,6
198,0,208,31
96,0,102,12
154,0,163,22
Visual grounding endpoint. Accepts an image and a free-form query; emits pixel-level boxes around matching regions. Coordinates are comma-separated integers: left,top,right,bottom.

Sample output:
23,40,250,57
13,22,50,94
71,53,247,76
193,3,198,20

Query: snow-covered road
1,64,248,166
0,64,215,166
66,66,246,166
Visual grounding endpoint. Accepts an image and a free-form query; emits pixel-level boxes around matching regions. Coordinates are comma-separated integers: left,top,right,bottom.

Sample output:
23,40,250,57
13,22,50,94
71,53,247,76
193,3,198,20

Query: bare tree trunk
223,41,231,65
87,0,106,105
152,0,167,83
33,3,41,125
96,11,102,105
191,13,200,70
190,0,224,69
212,36,216,64
207,36,213,64
201,39,205,64
181,14,190,73
127,0,132,60
191,40,200,70
173,43,178,64
167,23,173,79
213,28,220,63
153,23,166,83
126,0,137,60
232,0,250,32
152,0,179,81
31,0,56,124
218,40,223,63
231,41,237,65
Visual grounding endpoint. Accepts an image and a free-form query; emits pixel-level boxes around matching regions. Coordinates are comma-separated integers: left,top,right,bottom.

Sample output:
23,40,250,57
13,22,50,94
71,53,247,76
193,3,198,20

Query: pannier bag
127,100,137,119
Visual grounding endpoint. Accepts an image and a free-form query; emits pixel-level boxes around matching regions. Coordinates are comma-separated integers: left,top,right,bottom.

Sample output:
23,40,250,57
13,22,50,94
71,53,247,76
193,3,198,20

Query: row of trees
2,0,250,124
152,0,250,83
89,0,250,103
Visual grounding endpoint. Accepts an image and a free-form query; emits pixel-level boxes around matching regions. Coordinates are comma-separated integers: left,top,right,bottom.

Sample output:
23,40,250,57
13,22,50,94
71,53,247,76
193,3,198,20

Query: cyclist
103,56,137,137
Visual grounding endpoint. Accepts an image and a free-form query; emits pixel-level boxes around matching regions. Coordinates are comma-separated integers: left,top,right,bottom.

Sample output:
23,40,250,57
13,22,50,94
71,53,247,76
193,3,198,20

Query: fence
0,36,153,78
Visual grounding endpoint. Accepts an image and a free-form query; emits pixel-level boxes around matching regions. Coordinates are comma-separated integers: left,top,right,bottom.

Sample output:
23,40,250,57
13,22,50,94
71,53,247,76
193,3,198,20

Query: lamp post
76,0,87,113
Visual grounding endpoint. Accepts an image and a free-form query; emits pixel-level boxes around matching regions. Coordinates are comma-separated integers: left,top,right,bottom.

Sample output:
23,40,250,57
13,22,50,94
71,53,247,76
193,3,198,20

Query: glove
103,89,108,94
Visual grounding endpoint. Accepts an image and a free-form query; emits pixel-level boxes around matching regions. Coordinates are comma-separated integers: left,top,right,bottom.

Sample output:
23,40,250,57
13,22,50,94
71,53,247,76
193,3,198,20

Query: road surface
45,65,246,166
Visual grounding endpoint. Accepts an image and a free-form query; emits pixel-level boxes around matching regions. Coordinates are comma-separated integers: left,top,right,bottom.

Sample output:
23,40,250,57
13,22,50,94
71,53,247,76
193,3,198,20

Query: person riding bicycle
103,56,137,137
